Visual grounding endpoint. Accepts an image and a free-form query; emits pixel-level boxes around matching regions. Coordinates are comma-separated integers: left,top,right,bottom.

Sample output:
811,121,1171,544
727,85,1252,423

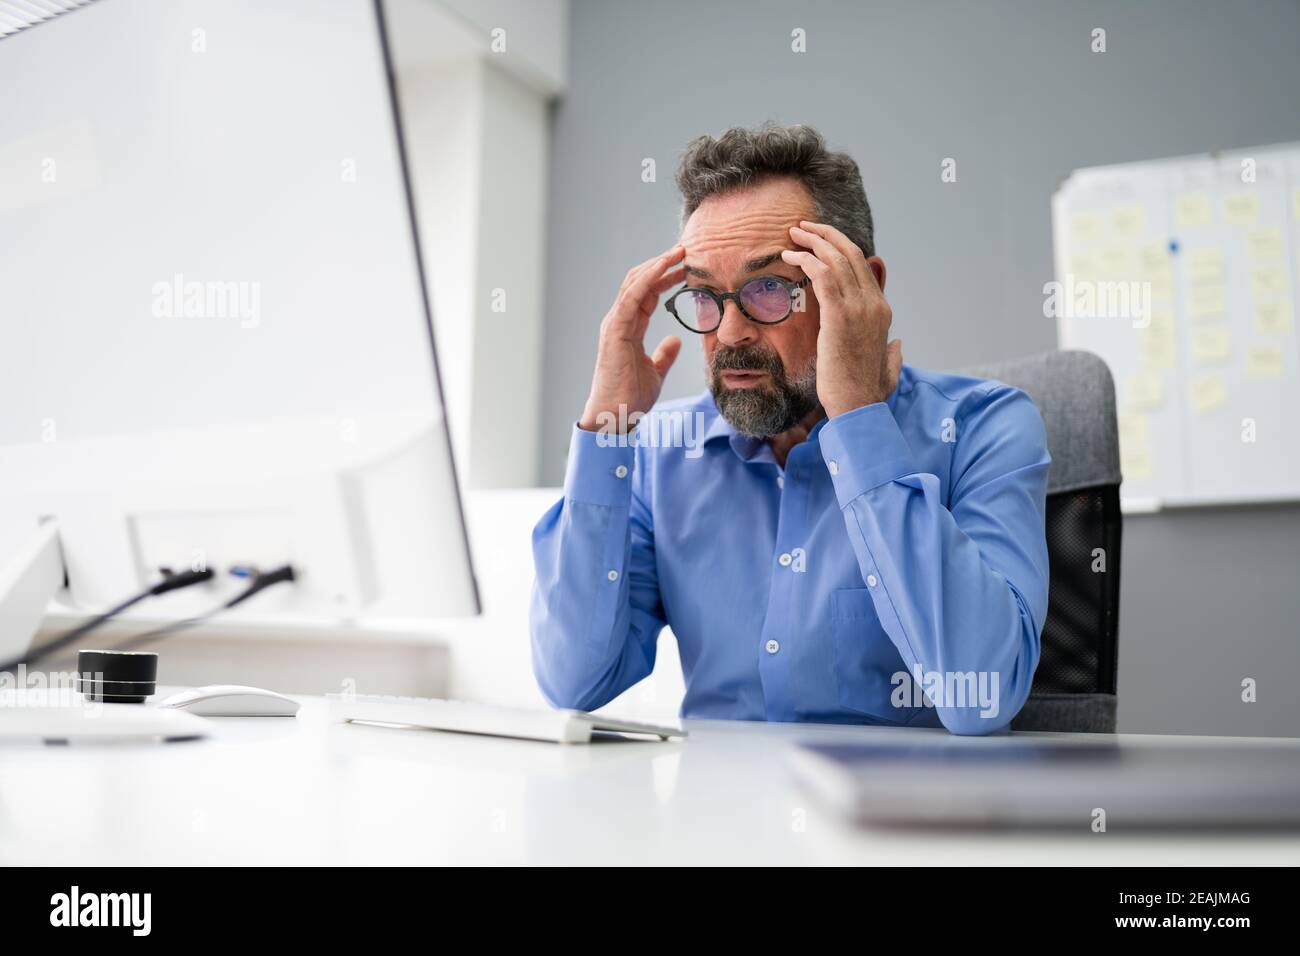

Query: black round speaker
77,649,158,703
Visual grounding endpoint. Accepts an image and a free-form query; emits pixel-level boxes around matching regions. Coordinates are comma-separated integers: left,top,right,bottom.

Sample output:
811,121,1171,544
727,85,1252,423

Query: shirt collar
699,394,760,462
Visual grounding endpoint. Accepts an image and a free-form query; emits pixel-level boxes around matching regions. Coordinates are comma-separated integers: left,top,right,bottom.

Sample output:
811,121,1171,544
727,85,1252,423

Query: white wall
398,60,483,485
467,63,548,488
393,0,555,489
438,0,567,94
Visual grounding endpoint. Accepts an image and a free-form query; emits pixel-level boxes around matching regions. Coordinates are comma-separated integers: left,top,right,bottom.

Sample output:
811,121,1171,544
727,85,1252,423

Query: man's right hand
578,243,687,433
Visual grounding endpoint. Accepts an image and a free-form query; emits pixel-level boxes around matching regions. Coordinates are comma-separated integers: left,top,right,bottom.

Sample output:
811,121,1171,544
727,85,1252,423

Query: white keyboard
329,693,686,744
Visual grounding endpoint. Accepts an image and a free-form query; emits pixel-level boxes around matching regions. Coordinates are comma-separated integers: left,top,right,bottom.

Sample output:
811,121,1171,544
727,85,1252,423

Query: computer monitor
0,0,479,663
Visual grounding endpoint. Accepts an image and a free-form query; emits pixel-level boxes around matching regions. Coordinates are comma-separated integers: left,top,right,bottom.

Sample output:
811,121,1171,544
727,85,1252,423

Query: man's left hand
782,220,902,418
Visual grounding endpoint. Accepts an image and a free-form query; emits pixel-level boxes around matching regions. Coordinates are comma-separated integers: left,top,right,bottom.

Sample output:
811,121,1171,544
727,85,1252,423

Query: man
531,124,1050,735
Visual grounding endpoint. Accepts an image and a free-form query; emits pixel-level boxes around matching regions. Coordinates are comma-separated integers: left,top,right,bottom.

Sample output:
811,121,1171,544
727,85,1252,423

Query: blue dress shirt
530,364,1051,735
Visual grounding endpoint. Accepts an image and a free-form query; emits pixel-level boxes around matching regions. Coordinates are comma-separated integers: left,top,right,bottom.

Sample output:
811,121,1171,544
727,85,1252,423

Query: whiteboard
1052,142,1300,510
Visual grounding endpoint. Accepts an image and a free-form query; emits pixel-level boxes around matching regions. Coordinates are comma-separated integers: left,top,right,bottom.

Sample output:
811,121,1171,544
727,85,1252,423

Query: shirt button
828,460,839,476
607,569,619,582
765,639,780,655
614,465,628,479
867,574,878,588
777,475,784,488
778,552,792,567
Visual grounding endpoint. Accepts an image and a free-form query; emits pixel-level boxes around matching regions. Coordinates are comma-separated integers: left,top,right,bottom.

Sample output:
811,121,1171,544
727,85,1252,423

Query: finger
618,261,651,298
633,265,687,326
618,243,683,298
650,334,682,377
609,245,684,335
780,248,830,279
620,245,684,316
651,265,687,296
636,243,685,291
780,249,838,303
796,221,874,292
790,223,866,291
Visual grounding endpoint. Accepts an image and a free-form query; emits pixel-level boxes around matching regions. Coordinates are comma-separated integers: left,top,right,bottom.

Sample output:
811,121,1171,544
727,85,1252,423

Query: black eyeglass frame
664,275,811,334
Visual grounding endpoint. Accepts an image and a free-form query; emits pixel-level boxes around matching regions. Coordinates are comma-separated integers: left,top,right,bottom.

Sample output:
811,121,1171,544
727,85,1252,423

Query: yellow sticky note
1223,191,1259,226
1246,345,1285,380
1117,412,1153,480
1126,371,1164,411
1113,204,1146,239
1071,212,1102,244
1187,246,1225,284
1188,374,1228,414
1149,274,1176,300
1251,265,1288,299
1293,188,1300,220
1070,252,1098,280
1255,299,1293,334
1188,284,1226,319
1175,192,1212,229
1148,308,1175,330
1139,241,1170,274
1120,443,1153,480
1191,325,1232,365
1141,326,1177,369
1118,412,1151,448
1246,228,1284,261
1098,243,1132,277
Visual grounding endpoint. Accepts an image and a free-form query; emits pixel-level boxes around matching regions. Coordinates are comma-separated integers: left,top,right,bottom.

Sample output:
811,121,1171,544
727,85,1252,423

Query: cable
106,564,296,653
0,567,216,674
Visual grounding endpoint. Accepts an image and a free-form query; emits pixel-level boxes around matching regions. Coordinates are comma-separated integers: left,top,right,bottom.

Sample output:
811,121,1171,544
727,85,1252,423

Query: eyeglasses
665,275,811,334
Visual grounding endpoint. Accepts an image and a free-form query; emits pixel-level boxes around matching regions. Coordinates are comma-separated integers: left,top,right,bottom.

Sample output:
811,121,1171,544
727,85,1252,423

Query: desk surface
2,695,1298,866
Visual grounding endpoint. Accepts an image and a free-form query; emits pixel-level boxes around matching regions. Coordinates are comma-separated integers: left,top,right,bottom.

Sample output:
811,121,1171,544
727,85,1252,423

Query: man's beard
708,343,819,439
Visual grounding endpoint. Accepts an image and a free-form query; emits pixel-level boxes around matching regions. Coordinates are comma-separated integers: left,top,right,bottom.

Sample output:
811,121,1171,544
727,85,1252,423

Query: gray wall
541,0,1300,736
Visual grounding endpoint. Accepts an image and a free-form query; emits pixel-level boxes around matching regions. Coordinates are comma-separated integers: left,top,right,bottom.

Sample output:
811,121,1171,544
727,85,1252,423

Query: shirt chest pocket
830,587,910,721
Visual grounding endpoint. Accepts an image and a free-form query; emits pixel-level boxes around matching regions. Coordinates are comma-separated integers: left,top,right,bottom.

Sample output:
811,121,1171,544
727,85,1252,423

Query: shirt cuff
563,423,637,507
819,403,919,508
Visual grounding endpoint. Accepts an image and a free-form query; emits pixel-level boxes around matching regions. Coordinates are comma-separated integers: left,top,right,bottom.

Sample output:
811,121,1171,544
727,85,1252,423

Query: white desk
1,694,1298,866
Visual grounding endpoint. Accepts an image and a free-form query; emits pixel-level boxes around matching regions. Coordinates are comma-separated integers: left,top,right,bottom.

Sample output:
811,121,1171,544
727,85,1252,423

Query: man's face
680,175,822,437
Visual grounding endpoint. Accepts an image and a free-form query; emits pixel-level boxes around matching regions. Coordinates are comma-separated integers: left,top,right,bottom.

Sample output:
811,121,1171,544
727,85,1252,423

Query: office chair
959,350,1122,733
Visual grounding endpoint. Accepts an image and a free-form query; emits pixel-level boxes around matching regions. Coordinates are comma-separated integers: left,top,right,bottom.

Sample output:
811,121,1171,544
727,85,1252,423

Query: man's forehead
683,181,812,237
681,180,814,276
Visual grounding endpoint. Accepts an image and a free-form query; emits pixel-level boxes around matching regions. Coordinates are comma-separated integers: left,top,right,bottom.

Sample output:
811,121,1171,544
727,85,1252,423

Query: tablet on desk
789,738,1300,829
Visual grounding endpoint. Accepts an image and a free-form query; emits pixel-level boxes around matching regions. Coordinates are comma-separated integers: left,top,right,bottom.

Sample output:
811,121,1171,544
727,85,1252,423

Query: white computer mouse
158,684,300,717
